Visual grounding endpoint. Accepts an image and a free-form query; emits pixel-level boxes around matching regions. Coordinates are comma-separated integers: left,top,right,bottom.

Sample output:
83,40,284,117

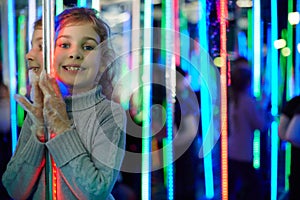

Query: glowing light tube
271,0,279,198
295,0,300,95
27,0,36,50
42,0,55,198
77,0,87,7
198,0,214,198
253,0,261,97
286,0,294,99
141,1,153,200
17,15,26,127
7,0,18,153
56,0,64,15
220,0,228,199
92,0,101,12
237,31,247,58
252,0,262,169
164,0,175,199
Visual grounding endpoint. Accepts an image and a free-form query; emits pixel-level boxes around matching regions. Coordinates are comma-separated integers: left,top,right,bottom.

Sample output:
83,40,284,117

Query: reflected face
26,29,43,79
54,23,102,94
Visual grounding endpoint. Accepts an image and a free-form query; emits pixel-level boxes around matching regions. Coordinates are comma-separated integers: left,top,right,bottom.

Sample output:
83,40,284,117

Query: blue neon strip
141,0,153,200
166,103,174,200
56,0,64,15
165,0,174,199
77,0,87,7
198,0,214,198
8,0,18,153
271,122,279,200
237,31,247,58
271,0,279,199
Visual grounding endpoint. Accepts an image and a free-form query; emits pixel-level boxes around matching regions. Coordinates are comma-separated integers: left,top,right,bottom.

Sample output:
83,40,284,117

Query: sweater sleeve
46,102,126,199
2,116,46,199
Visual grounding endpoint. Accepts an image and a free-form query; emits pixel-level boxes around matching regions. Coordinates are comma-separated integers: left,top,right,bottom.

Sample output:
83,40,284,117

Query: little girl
3,8,126,200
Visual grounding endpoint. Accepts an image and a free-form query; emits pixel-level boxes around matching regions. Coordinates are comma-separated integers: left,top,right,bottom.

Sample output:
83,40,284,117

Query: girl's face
54,23,102,94
26,29,43,76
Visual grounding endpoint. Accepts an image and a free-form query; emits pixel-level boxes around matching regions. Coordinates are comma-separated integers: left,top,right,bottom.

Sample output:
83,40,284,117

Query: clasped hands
15,71,72,140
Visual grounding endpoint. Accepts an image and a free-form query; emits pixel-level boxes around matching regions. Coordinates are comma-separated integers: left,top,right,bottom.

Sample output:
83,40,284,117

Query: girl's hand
39,72,72,135
15,80,44,140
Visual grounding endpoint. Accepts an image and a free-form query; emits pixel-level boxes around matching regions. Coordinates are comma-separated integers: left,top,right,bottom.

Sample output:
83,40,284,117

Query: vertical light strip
28,0,36,50
247,9,253,67
220,0,228,199
285,143,291,191
131,0,140,113
42,0,55,199
295,0,300,95
92,0,101,12
237,31,247,58
8,0,18,153
174,0,180,66
42,0,55,75
55,0,64,15
198,0,214,198
271,0,279,198
253,0,261,97
179,8,189,72
131,0,140,70
271,121,279,200
252,0,261,169
165,0,174,199
142,1,153,200
286,0,294,99
77,0,87,7
17,14,27,127
253,130,260,169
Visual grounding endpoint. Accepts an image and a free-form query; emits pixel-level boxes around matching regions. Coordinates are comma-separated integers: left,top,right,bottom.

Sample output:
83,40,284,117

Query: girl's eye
38,44,43,51
60,43,70,48
83,45,94,51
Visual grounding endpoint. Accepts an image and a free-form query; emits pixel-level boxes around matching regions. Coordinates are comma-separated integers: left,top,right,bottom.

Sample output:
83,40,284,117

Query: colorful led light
8,0,18,153
271,0,279,198
141,0,153,199
198,0,214,198
295,1,300,95
220,0,228,199
17,14,26,127
164,0,175,199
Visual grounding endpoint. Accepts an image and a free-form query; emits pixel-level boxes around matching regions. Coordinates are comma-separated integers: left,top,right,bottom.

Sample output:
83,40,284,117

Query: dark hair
33,18,42,30
55,7,117,100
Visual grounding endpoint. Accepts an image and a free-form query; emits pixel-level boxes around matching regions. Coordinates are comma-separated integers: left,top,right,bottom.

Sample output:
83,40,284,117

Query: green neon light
286,0,294,99
17,15,26,127
253,0,261,98
253,129,260,169
247,9,253,66
285,143,291,191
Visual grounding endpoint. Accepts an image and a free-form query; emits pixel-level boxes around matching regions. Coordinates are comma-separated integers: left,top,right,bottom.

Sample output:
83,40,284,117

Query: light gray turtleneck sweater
2,86,126,200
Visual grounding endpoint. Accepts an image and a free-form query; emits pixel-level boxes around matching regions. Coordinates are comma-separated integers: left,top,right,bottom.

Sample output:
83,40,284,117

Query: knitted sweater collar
64,86,105,111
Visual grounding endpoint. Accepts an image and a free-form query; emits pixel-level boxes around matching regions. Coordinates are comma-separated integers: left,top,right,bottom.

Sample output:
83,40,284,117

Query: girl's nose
69,48,83,60
26,49,34,61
